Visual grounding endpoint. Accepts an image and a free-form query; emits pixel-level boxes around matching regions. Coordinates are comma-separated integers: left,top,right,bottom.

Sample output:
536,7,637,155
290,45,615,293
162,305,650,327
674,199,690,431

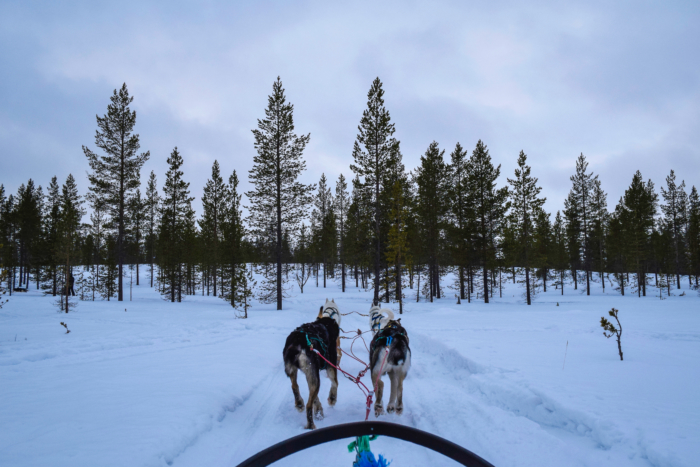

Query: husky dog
368,303,411,417
283,299,342,429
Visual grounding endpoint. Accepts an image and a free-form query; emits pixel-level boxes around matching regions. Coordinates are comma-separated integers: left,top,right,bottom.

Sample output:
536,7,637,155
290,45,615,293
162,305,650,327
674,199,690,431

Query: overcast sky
1,0,699,217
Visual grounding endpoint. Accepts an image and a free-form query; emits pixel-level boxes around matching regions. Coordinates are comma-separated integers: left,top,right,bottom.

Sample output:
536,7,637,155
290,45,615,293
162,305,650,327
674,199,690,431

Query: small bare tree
296,263,312,293
600,308,623,361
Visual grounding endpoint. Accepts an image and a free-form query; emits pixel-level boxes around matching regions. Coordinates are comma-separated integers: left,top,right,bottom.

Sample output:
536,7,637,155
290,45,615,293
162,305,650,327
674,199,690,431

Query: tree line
1,78,699,313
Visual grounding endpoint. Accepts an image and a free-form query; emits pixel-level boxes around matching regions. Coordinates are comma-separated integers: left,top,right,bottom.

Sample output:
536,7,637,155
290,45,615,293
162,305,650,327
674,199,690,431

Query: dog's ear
332,299,336,304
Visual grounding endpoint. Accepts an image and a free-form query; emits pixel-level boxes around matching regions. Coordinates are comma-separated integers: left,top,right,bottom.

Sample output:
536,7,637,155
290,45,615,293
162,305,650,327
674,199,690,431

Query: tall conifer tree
660,170,688,289
247,77,314,310
415,141,448,301
468,140,508,303
144,171,160,288
200,160,228,296
158,148,194,302
507,151,545,305
84,84,150,301
565,153,596,295
335,174,350,292
350,78,401,303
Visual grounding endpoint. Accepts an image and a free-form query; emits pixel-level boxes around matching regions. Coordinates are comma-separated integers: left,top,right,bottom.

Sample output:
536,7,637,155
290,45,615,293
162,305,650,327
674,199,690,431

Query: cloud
1,0,698,217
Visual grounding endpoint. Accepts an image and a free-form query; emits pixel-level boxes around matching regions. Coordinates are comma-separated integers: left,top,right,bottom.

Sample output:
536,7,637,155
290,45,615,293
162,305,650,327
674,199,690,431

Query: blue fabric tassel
354,451,390,467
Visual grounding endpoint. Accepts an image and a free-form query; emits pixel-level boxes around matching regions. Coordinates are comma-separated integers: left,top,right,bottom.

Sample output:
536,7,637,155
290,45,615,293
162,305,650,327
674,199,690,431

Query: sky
1,0,699,217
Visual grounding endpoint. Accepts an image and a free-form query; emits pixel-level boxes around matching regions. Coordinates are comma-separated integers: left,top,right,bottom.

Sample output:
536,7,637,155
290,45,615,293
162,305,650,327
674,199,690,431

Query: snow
1,271,699,467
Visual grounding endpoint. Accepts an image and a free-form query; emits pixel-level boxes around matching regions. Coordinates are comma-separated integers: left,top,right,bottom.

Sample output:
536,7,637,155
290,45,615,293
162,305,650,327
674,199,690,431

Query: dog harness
370,314,383,333
322,305,340,322
296,327,330,369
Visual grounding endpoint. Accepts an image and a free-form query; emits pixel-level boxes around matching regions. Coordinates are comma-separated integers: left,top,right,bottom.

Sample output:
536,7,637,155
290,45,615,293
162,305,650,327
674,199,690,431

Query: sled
235,421,495,467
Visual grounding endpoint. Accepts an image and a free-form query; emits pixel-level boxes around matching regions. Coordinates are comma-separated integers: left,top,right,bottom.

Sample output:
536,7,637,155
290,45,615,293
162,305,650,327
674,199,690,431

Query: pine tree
607,202,629,295
15,180,43,289
98,234,118,300
551,211,569,294
446,142,472,301
158,147,195,302
618,171,658,296
565,153,597,295
468,140,508,303
2,193,18,294
315,174,335,288
590,178,609,291
200,160,228,296
43,177,62,295
221,170,254,314
335,174,350,292
247,77,314,310
84,84,150,301
127,189,144,286
415,141,448,302
533,209,552,292
144,171,160,288
506,150,545,305
386,180,411,313
350,78,402,303
660,170,688,289
56,175,84,312
345,176,373,290
687,186,700,288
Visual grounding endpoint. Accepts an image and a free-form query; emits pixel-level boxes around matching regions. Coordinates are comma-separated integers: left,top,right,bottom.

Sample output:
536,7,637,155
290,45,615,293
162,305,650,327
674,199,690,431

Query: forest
1,77,699,313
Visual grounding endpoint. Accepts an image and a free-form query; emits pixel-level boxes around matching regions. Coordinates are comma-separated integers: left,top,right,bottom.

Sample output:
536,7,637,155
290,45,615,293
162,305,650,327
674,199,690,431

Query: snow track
2,279,697,467
169,316,677,467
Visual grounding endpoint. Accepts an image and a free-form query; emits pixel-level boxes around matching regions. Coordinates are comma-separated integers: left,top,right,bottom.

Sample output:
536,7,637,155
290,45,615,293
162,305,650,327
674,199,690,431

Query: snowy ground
1,271,699,467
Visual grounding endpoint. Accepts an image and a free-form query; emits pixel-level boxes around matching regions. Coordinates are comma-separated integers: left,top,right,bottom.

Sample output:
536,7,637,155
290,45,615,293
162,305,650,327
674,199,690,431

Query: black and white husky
368,304,411,416
283,299,342,429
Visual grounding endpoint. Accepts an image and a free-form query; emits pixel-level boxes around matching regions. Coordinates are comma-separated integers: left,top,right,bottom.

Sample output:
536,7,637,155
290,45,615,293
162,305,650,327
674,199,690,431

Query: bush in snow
600,308,623,361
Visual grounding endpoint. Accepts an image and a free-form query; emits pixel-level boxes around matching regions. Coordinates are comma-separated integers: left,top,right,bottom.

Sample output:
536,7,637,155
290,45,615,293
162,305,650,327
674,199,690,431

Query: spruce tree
468,140,508,303
247,77,313,310
350,77,402,303
158,147,195,302
84,83,150,301
335,174,350,292
200,160,228,296
660,170,688,289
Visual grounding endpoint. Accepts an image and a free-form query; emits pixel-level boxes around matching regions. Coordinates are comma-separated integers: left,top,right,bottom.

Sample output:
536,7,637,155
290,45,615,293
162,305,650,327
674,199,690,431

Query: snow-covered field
1,272,699,467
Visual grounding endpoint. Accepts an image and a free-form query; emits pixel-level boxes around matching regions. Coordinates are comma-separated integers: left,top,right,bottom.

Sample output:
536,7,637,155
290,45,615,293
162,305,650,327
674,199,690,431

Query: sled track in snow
167,326,677,467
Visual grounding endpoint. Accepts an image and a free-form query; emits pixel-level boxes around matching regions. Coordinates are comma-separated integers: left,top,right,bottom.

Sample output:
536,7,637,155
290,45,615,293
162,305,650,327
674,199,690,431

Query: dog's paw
374,405,384,417
395,405,403,415
305,422,317,430
387,403,395,414
327,395,337,406
295,400,305,412
314,408,324,420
